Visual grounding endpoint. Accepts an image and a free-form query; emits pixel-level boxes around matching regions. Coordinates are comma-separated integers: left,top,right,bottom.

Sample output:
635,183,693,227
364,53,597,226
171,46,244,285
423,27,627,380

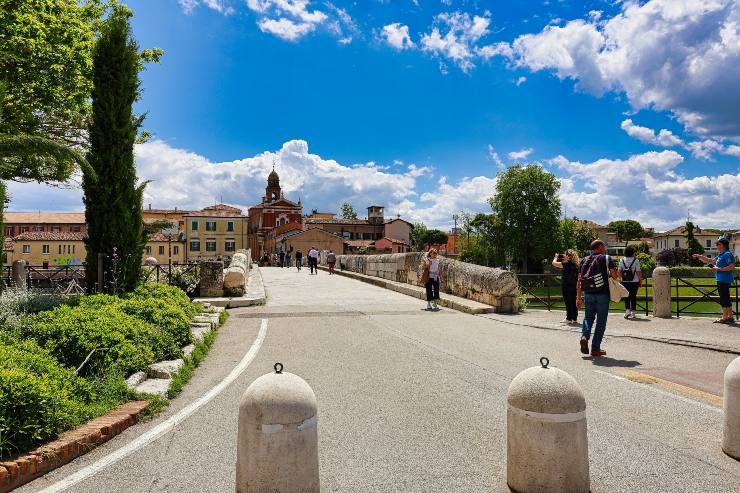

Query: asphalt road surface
21,267,740,492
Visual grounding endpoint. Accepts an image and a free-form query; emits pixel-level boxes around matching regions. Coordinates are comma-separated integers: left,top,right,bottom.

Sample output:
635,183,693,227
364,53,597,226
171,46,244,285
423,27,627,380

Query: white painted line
593,370,721,414
39,318,269,493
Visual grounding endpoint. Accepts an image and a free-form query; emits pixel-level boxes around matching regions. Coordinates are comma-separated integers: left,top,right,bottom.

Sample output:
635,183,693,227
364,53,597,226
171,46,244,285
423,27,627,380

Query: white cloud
246,0,353,42
380,23,416,50
725,145,740,157
515,76,527,86
620,119,683,147
179,0,234,14
420,11,494,73
687,139,726,160
488,144,504,169
501,0,740,141
549,150,740,229
411,175,498,226
508,148,534,160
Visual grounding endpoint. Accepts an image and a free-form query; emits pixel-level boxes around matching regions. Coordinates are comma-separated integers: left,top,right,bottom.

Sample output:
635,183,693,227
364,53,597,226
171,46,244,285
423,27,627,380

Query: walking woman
619,246,643,319
552,249,580,324
421,248,442,310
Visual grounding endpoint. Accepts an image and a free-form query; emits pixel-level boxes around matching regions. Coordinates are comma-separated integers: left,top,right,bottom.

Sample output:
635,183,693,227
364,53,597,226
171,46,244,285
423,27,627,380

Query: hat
716,237,730,247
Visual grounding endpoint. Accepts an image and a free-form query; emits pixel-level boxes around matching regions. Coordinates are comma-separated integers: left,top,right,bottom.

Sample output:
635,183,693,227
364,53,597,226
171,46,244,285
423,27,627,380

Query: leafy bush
26,305,161,376
668,266,738,278
0,288,69,329
636,252,656,272
119,298,192,348
655,247,689,267
125,283,198,317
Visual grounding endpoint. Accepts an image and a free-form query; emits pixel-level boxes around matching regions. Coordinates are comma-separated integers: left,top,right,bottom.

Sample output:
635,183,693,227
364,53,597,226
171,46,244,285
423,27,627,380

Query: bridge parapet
335,252,518,313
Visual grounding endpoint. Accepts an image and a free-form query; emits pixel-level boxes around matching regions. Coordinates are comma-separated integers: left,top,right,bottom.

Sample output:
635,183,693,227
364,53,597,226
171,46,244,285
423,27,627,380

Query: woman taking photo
421,248,442,310
552,249,580,324
619,246,643,319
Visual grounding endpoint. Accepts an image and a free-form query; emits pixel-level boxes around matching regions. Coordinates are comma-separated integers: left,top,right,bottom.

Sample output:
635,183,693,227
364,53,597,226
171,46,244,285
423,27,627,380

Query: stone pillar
199,260,224,297
11,260,27,290
236,363,319,493
652,266,672,318
723,356,740,461
507,357,589,493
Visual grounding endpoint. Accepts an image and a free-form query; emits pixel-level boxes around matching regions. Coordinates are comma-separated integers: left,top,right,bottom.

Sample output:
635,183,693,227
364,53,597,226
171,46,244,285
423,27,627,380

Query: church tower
264,164,281,203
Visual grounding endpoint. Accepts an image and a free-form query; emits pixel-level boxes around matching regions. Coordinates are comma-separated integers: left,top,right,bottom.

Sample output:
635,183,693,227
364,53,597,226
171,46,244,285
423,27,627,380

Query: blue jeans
582,292,610,351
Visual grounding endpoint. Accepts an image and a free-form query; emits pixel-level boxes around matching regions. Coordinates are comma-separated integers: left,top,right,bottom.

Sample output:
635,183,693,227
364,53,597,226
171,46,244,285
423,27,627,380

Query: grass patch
168,329,217,400
219,310,229,325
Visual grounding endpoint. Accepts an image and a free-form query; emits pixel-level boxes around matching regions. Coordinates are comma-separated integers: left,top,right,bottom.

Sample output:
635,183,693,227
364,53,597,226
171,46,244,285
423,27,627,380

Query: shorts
718,282,732,308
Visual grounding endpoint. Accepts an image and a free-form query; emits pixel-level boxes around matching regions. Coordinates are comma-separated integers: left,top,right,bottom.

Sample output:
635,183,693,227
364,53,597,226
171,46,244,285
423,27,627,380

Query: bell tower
264,162,281,203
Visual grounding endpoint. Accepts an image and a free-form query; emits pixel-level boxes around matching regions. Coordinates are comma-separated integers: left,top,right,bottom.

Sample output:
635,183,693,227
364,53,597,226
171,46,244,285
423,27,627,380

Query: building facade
247,169,303,258
3,212,86,238
5,232,85,268
654,226,723,258
184,204,248,262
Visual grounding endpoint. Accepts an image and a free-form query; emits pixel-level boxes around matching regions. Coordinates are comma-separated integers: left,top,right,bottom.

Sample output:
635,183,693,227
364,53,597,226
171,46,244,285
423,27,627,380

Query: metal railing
518,274,738,318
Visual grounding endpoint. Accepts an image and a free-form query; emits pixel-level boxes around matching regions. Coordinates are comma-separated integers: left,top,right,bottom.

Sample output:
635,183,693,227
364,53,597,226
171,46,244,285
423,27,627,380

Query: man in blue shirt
693,237,736,324
576,240,619,357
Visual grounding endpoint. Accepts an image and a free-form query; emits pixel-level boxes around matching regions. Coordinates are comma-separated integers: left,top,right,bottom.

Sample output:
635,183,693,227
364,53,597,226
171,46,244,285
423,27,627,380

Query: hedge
668,267,740,278
125,284,199,317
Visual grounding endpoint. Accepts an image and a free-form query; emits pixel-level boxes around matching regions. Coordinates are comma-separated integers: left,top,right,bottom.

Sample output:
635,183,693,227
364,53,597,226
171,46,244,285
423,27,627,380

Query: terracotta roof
185,203,246,217
305,218,371,225
4,212,85,224
148,232,181,242
345,240,375,248
3,240,13,251
654,226,722,237
384,217,413,226
249,198,301,209
379,237,410,245
143,208,195,214
12,231,85,241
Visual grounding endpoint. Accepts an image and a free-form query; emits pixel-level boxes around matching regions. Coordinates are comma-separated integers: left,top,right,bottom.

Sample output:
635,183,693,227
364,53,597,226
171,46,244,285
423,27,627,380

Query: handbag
420,261,430,284
608,277,629,302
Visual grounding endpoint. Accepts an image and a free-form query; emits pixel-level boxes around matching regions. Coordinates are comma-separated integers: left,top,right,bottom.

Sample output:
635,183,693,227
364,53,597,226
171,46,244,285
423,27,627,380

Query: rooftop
305,217,371,225
185,204,245,217
12,231,86,241
4,212,85,224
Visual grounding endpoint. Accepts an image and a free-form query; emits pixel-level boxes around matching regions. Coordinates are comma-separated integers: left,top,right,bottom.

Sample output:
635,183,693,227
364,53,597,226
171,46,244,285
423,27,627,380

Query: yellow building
184,204,248,262
9,232,86,268
144,232,186,265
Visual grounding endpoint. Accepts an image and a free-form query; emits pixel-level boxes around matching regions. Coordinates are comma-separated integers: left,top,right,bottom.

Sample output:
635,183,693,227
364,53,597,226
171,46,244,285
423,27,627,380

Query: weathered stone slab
182,344,196,358
192,324,212,342
199,260,225,297
135,378,171,398
148,359,185,379
224,250,250,296
125,371,147,389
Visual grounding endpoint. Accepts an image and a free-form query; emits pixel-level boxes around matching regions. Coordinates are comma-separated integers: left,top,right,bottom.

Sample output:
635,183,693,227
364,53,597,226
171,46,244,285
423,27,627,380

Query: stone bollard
199,260,224,297
723,355,740,461
652,266,672,318
236,363,319,493
507,357,589,493
11,260,27,289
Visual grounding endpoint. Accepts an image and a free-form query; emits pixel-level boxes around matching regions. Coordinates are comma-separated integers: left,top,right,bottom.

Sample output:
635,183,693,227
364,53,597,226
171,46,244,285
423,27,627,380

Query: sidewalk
480,309,740,354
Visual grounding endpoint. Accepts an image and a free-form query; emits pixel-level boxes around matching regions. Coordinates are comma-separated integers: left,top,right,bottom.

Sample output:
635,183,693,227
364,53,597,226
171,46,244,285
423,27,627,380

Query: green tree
490,165,561,273
83,8,146,293
685,221,704,266
423,229,448,247
573,221,598,255
459,213,505,266
607,219,645,242
633,241,652,255
410,222,428,251
340,201,358,219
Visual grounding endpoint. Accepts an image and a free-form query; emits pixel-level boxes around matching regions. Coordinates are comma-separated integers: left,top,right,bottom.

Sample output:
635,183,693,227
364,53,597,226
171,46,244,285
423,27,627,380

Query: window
225,240,236,252
191,221,199,231
145,246,152,255
190,240,200,252
42,244,50,254
158,245,165,255
20,226,29,233
206,221,217,231
5,227,12,236
706,239,711,248
173,246,179,255
52,225,61,233
42,261,49,269
674,239,680,247
342,231,351,239
71,225,81,232
206,239,217,252
227,221,234,232
58,245,62,254
22,245,30,254
72,245,75,254
33,226,44,232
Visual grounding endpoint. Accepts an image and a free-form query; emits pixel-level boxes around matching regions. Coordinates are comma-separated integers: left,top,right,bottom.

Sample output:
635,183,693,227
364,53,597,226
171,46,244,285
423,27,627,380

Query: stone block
125,371,147,389
148,359,185,379
182,344,196,358
135,378,171,398
199,260,224,297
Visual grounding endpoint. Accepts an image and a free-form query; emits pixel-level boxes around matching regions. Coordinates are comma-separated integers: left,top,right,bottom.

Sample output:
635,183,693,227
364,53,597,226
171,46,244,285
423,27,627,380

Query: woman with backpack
552,249,580,324
619,246,643,319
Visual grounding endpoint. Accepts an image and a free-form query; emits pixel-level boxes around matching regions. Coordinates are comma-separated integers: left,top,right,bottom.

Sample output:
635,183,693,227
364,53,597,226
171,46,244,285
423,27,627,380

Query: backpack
621,257,637,283
579,254,606,293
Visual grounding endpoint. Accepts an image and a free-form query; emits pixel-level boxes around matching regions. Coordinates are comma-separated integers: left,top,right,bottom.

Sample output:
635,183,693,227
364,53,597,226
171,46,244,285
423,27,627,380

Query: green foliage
424,229,448,247
490,165,561,273
119,298,192,348
83,10,146,293
656,247,690,267
219,310,229,325
559,218,598,256
340,201,358,219
633,241,651,255
126,283,198,317
0,288,68,329
167,329,216,400
410,222,429,251
167,264,201,296
668,266,738,278
607,220,645,242
636,252,656,272
458,213,505,266
685,221,705,266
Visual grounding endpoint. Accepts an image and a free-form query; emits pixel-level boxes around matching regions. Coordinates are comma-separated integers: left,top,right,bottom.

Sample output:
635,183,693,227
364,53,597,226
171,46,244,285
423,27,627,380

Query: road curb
0,401,149,493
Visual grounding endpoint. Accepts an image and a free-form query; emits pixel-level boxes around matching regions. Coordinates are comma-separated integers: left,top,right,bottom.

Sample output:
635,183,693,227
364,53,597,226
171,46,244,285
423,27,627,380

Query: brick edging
0,400,149,493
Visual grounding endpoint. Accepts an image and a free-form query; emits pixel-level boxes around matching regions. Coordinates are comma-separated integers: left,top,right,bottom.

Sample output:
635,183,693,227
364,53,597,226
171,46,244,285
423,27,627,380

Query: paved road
21,267,740,492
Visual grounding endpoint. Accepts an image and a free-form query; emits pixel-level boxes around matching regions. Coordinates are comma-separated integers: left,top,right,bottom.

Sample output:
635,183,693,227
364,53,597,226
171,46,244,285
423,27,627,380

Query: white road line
39,318,269,493
593,369,722,414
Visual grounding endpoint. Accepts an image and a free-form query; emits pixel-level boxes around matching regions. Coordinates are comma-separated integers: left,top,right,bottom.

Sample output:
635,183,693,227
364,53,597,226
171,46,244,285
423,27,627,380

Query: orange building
247,169,303,257
3,212,86,238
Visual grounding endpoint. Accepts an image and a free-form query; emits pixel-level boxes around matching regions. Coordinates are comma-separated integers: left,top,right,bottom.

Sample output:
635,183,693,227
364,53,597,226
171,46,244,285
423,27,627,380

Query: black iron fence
518,274,739,318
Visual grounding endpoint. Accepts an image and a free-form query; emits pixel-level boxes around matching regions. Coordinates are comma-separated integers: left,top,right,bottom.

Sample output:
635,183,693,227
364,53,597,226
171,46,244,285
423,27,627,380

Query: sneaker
561,319,570,323
624,311,630,319
630,312,638,319
580,336,589,354
570,320,579,326
432,302,439,310
591,349,607,357
426,303,432,310
713,318,732,324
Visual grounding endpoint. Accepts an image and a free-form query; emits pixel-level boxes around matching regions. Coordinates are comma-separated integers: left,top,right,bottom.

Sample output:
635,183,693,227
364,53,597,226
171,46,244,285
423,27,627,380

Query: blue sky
8,0,740,229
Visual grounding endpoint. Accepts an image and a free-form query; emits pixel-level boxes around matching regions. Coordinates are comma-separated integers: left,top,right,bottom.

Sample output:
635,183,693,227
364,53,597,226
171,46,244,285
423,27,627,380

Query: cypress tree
83,9,145,293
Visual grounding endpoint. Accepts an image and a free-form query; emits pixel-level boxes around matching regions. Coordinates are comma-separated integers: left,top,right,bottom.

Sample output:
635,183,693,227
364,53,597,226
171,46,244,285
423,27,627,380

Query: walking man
286,250,292,268
308,246,319,275
693,237,736,324
576,240,618,357
327,250,336,274
295,249,303,271
279,250,285,268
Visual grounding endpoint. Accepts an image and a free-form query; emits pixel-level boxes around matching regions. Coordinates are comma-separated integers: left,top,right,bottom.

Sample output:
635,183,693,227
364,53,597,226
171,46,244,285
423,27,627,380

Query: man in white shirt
308,247,319,275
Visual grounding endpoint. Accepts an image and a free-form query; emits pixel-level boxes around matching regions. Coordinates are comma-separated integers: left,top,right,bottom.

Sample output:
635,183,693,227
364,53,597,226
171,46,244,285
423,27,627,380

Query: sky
7,0,740,230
